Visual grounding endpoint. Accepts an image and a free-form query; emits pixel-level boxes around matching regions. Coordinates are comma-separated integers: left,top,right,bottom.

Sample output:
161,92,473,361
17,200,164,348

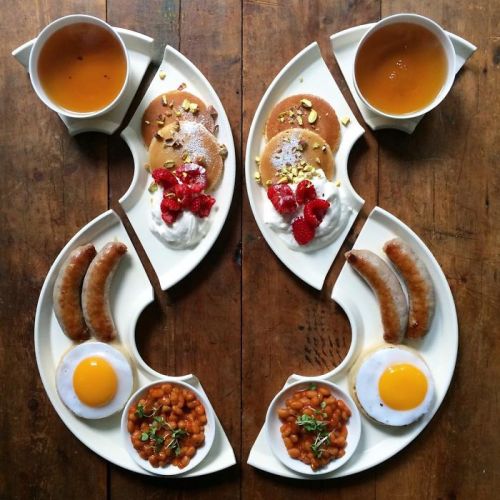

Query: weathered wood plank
0,1,108,498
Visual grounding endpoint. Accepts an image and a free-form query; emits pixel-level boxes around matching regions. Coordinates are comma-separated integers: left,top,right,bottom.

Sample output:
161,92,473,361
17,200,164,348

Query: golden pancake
141,90,217,147
148,120,224,192
265,94,340,151
259,128,334,186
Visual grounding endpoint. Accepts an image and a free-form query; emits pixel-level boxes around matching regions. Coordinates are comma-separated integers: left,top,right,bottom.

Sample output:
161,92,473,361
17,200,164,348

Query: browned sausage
53,244,97,342
81,242,127,342
345,249,408,344
383,238,435,338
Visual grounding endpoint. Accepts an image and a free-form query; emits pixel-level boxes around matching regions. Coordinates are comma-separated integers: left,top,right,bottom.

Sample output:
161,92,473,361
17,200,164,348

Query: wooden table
1,0,498,498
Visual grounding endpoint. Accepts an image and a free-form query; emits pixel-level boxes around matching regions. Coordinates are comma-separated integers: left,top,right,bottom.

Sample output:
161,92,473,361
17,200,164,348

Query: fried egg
56,342,133,419
352,345,434,426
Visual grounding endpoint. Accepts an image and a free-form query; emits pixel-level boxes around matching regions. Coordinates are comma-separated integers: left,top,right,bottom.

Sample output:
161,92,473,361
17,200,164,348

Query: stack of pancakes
259,94,340,186
143,90,225,191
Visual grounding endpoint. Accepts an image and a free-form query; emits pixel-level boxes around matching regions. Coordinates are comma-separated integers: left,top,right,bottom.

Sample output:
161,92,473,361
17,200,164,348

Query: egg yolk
378,363,428,410
73,356,117,407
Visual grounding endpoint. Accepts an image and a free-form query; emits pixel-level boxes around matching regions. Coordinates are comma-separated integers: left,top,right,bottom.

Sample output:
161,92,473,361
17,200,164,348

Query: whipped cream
149,187,215,249
263,170,351,252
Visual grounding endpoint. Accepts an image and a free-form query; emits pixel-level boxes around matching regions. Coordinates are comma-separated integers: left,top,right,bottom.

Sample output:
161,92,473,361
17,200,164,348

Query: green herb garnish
135,403,157,419
308,383,317,391
296,414,330,458
165,423,188,456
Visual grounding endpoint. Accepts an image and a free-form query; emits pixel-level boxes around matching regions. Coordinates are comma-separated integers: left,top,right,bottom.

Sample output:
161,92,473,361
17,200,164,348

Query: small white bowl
28,14,129,119
121,379,215,476
265,380,361,476
352,13,455,120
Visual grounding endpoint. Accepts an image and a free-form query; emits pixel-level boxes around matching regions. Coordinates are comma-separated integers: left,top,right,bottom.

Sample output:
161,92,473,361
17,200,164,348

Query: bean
290,434,299,444
185,391,195,401
180,456,190,468
338,449,345,458
278,408,289,419
187,401,198,409
283,437,293,449
281,426,292,438
290,401,303,410
161,384,172,393
339,425,347,438
325,396,336,405
148,455,159,467
288,448,300,459
324,405,333,417
305,390,317,399
186,446,196,457
173,406,184,416
199,415,207,425
127,421,135,433
319,387,330,397
150,388,163,399
195,404,205,415
303,408,314,416
310,396,320,406
300,397,310,405
341,410,349,421
177,420,186,429
334,436,346,447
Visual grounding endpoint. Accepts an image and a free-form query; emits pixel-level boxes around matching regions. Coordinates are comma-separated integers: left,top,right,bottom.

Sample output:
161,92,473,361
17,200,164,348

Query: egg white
354,346,435,426
56,342,133,419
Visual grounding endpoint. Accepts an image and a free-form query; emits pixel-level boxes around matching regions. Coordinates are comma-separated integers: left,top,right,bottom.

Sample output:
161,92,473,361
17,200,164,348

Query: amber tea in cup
37,21,127,114
354,19,450,117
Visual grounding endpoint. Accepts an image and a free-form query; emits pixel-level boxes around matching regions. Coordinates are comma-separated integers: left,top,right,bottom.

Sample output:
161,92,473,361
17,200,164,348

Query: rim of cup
120,379,216,476
28,14,129,119
352,13,455,120
265,379,361,476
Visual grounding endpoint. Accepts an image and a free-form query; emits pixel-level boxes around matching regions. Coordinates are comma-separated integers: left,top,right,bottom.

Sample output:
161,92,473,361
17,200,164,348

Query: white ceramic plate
245,42,365,291
34,210,236,476
121,45,236,291
248,206,458,478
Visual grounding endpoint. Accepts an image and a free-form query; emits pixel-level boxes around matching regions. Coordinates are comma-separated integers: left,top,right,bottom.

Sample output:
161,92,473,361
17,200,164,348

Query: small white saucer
12,28,154,136
330,24,476,134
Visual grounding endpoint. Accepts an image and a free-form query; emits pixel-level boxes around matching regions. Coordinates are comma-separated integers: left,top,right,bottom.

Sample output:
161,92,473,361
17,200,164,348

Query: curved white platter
245,42,365,291
330,24,476,133
248,206,458,478
121,45,236,291
34,209,236,476
12,28,154,136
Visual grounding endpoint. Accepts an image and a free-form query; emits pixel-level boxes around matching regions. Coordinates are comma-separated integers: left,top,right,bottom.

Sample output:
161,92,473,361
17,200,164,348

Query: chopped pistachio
265,180,272,186
299,77,304,83
163,161,176,169
254,171,261,183
219,144,228,159
144,163,151,172
279,116,285,123
189,102,199,113
300,160,307,167
181,152,191,162
308,109,318,124
177,82,187,91
300,98,312,108
315,157,321,165
312,142,320,149
159,70,166,80
148,181,158,193
175,110,181,117
181,99,191,111
288,110,295,117
144,120,150,125
156,120,165,126
292,167,298,176
161,95,168,106
335,180,341,187
321,145,327,152
255,156,261,164
341,116,351,126
297,115,303,126
278,176,288,184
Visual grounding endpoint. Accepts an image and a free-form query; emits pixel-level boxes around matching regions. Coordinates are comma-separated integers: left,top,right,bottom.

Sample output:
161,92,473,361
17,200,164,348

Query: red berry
267,184,297,214
175,163,207,193
190,194,216,218
173,183,194,209
161,211,178,225
291,216,315,245
152,168,178,190
303,199,330,228
161,196,182,213
295,180,316,205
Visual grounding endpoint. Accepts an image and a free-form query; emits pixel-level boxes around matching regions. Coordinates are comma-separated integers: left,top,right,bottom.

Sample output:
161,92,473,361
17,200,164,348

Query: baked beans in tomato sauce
278,384,351,471
127,383,206,469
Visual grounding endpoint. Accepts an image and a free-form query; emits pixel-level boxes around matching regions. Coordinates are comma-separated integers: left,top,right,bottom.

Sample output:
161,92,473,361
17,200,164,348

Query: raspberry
292,216,315,245
175,163,207,192
173,183,194,209
303,199,330,228
190,194,216,218
161,196,182,213
267,184,297,214
152,168,178,191
161,211,178,225
295,180,316,205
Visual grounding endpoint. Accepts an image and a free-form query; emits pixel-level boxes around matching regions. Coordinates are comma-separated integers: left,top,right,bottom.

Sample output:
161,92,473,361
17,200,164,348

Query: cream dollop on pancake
141,90,217,147
265,94,340,152
259,128,334,186
148,120,224,192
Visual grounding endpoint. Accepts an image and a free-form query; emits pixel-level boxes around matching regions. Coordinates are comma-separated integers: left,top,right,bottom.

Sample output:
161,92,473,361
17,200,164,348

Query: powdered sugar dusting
178,121,209,162
270,130,304,169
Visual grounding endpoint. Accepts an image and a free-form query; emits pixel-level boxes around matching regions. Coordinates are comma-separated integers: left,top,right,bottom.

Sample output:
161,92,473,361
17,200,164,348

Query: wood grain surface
0,0,498,498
